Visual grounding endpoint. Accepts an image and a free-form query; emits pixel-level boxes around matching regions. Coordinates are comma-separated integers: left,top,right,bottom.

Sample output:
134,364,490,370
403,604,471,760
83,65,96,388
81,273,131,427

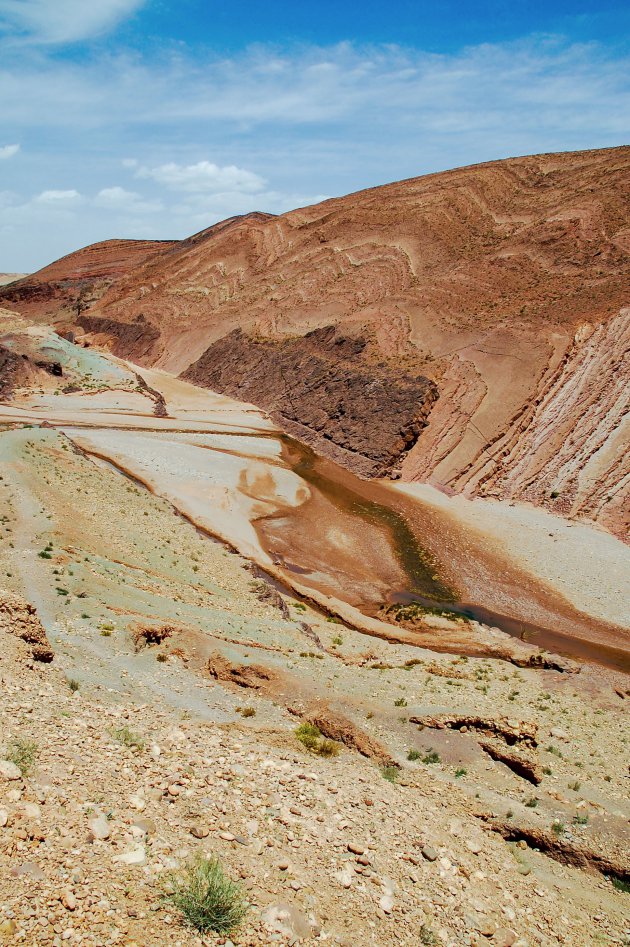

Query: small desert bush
111,725,144,753
394,696,408,707
6,739,38,776
381,765,399,783
295,723,339,757
422,749,441,764
454,767,467,778
162,854,248,934
68,678,80,692
407,749,421,761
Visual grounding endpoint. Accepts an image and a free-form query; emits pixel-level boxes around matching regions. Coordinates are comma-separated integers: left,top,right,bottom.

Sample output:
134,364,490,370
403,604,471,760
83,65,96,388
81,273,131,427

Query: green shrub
381,765,399,783
6,739,38,776
111,725,144,753
317,738,340,757
394,696,408,707
422,749,441,764
295,723,339,757
68,678,80,692
407,749,421,761
612,877,630,894
162,854,248,933
454,767,467,778
295,722,321,751
524,797,539,808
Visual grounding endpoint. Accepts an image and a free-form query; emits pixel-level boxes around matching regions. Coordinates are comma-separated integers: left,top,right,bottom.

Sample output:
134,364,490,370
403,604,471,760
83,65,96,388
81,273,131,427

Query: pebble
347,842,365,855
113,845,147,866
190,826,209,839
422,845,438,862
0,760,21,781
88,815,111,841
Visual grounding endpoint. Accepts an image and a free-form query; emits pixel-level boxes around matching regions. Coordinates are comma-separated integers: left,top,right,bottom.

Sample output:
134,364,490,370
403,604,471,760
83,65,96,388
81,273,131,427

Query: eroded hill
1,149,628,536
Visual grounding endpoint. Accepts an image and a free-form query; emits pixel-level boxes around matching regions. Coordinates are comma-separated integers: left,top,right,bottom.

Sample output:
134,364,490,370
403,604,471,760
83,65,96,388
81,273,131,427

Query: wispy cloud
0,36,628,269
136,161,266,194
0,0,147,44
0,143,19,159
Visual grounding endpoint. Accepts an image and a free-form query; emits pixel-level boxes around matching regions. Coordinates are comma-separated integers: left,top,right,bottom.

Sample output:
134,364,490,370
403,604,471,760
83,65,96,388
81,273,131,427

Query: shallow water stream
256,436,630,673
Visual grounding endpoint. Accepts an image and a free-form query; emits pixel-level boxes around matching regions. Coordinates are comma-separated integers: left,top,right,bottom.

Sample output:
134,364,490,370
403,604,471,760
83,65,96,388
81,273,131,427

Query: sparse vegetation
295,723,339,757
419,924,439,945
162,854,248,933
68,678,80,692
381,765,399,783
612,878,630,894
551,820,566,836
454,767,467,778
407,749,421,761
525,797,539,808
6,739,38,776
394,696,408,707
422,749,441,764
111,725,145,753
573,813,589,826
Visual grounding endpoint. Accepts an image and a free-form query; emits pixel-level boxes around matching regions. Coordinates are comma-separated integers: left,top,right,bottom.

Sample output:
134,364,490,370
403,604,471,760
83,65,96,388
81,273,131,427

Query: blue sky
0,0,628,271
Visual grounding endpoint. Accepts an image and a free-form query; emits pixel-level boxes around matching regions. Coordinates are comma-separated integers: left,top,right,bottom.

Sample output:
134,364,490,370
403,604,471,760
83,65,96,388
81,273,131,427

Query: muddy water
256,436,630,673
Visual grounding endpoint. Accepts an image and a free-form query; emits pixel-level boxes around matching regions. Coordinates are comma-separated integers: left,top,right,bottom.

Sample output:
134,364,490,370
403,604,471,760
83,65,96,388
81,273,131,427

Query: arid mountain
0,273,26,287
2,148,628,535
0,238,177,323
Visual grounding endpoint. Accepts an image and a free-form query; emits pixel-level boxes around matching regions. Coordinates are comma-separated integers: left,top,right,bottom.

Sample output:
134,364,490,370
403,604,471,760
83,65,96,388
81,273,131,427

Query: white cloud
0,36,628,270
136,161,266,195
0,0,146,44
35,189,81,203
0,143,19,159
94,185,163,213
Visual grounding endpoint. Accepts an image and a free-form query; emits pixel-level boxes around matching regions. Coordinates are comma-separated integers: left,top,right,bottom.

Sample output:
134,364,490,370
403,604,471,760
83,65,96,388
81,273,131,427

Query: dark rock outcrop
76,314,160,362
184,326,438,477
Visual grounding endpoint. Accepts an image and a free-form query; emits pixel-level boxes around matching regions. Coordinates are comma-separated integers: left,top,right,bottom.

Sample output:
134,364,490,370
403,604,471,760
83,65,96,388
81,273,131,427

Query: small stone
219,831,235,841
88,815,111,841
60,891,77,911
379,894,394,914
190,826,209,839
0,760,21,781
494,929,518,947
113,845,146,866
347,842,365,855
466,839,482,855
0,808,8,827
0,920,17,936
422,845,438,862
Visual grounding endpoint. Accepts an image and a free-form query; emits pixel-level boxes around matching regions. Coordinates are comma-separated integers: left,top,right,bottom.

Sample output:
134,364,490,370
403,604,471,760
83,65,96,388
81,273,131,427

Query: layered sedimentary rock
0,238,176,322
2,149,628,532
184,325,437,476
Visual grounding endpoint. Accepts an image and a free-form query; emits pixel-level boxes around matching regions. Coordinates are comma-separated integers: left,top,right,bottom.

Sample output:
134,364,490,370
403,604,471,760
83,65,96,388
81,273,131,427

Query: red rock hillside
2,148,628,536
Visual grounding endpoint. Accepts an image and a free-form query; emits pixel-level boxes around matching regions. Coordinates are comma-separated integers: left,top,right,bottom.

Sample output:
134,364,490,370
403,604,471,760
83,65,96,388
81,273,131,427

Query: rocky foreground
1,593,629,947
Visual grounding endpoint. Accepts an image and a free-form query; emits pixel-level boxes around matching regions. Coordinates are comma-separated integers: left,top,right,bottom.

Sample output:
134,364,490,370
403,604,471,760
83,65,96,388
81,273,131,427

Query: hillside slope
0,238,177,323
3,149,629,534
